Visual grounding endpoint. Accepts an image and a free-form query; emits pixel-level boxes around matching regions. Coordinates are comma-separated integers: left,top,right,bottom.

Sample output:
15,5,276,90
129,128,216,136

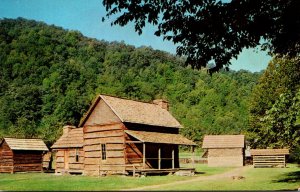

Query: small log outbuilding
202,135,245,167
51,127,84,174
250,149,289,168
52,94,196,176
0,138,48,173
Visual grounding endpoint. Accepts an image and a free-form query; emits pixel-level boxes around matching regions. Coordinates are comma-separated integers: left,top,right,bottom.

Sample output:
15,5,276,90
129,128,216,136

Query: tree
248,56,300,152
0,18,260,144
102,0,300,72
252,91,300,150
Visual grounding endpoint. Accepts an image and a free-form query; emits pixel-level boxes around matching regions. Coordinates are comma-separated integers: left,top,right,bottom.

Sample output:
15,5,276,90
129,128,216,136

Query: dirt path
124,166,251,191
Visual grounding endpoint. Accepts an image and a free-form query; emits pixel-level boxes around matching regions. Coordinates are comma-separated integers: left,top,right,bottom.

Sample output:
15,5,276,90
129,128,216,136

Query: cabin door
64,150,69,170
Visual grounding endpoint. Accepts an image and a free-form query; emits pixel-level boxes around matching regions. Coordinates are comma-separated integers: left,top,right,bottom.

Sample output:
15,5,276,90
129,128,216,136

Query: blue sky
0,0,271,72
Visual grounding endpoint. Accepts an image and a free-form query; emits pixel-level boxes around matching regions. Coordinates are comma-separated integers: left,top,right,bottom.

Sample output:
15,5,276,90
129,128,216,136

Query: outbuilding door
64,150,69,170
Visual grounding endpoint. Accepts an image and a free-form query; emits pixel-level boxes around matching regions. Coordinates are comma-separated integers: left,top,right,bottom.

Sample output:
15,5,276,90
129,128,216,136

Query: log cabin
0,138,48,173
250,149,289,168
51,126,84,174
52,94,196,176
202,135,245,167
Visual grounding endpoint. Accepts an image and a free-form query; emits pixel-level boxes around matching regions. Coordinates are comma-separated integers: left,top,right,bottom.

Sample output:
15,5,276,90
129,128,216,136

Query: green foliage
260,91,300,148
0,18,260,145
248,56,300,160
103,0,300,72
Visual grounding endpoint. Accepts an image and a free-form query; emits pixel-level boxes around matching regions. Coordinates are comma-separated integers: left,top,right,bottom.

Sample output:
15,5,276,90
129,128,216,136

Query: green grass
179,148,204,158
157,164,300,191
0,173,191,191
0,164,230,191
0,164,298,191
182,163,233,176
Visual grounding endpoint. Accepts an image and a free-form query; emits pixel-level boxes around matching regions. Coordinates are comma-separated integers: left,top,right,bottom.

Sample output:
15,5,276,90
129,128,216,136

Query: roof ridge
79,94,181,128
4,137,44,140
100,94,158,105
205,134,244,136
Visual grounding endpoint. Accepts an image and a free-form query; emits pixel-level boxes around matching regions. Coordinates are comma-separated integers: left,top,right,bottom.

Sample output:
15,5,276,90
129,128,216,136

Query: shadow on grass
194,171,205,175
275,171,300,183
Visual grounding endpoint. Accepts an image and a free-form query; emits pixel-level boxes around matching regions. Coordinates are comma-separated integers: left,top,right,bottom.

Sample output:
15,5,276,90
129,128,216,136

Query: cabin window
101,144,106,160
75,148,79,162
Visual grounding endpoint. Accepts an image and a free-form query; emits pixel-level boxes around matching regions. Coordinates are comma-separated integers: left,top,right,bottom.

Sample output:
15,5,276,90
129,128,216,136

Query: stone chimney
63,125,76,135
153,99,169,110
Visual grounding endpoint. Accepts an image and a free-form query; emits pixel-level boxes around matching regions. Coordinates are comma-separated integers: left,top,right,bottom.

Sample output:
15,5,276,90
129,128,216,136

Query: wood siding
84,99,121,126
0,141,13,173
253,155,286,168
0,141,45,173
83,123,125,176
208,148,244,167
13,150,43,172
54,148,84,174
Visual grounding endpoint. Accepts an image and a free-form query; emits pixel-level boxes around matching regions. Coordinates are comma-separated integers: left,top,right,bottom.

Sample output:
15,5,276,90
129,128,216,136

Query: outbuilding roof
51,128,83,149
250,149,289,156
2,138,48,151
79,95,182,128
125,130,196,146
202,135,245,149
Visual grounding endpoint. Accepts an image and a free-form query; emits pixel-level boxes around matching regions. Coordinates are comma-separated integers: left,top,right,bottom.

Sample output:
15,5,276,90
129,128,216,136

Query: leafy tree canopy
102,0,300,72
0,18,260,145
248,56,300,152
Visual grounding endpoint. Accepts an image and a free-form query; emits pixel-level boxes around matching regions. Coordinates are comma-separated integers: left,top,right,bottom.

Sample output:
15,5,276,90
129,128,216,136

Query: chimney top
153,99,169,110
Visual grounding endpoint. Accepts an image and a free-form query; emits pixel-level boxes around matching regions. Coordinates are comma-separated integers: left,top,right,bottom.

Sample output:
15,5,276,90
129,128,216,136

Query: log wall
83,123,125,176
43,151,52,170
125,134,146,170
125,135,180,170
0,141,13,173
13,150,44,172
253,155,286,168
54,148,84,174
208,148,244,167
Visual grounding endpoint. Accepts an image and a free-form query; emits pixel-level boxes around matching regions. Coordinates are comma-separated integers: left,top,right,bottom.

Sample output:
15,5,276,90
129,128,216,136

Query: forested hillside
0,18,261,145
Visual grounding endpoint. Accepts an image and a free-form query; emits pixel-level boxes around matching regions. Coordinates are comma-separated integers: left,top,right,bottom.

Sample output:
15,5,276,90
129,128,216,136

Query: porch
122,130,197,176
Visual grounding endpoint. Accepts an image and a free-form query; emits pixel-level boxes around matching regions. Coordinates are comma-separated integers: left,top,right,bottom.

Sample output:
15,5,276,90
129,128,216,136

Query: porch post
172,146,175,169
143,142,146,169
158,145,161,170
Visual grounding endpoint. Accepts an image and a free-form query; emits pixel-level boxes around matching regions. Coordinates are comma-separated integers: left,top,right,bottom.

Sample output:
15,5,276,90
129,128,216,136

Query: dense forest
0,18,262,146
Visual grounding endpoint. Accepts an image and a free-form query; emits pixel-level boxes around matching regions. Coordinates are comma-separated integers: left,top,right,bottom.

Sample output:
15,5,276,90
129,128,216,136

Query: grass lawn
0,173,190,191
0,164,230,191
179,148,204,158
182,163,233,176
158,164,300,191
0,164,298,191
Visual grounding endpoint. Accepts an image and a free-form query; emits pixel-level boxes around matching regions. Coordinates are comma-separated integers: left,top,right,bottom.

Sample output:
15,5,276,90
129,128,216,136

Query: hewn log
83,123,123,133
84,158,100,165
85,151,101,158
84,130,124,139
69,163,84,170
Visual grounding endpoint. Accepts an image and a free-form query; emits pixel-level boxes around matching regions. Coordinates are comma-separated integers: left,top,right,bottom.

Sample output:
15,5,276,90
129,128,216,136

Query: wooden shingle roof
250,149,289,156
3,138,48,151
202,135,245,149
79,95,182,128
125,130,196,145
51,128,83,149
